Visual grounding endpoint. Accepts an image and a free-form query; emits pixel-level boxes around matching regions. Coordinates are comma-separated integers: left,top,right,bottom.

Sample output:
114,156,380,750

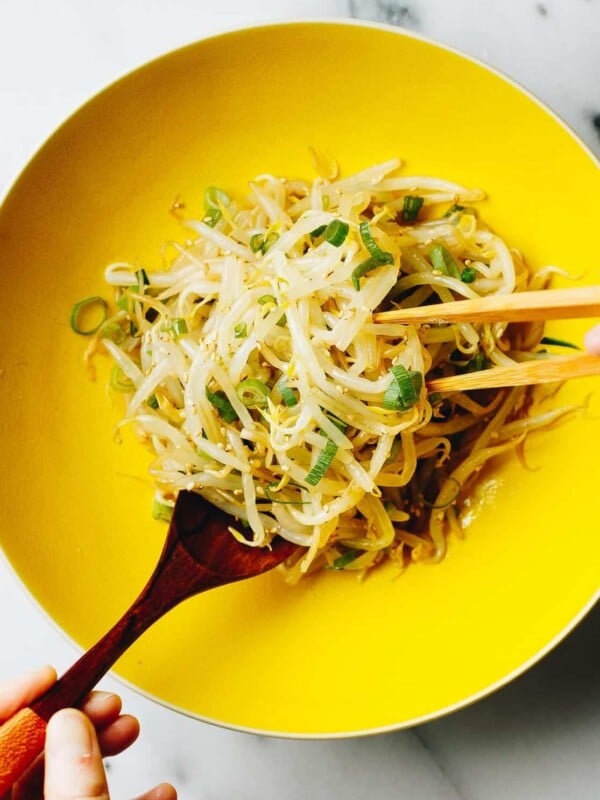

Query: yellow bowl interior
0,21,598,736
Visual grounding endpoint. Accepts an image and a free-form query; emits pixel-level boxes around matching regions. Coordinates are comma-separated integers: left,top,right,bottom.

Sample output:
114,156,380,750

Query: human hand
0,666,176,800
584,324,600,355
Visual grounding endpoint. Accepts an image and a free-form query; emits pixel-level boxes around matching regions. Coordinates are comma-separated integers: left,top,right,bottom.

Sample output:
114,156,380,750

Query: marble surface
0,2,599,798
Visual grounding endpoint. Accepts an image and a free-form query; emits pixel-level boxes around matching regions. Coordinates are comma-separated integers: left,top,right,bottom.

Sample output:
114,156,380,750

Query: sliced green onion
466,353,489,372
331,548,359,570
382,365,423,411
461,266,477,283
325,413,347,432
351,256,382,291
359,221,394,264
401,195,424,223
206,387,238,423
309,224,327,238
385,436,403,465
323,219,349,247
234,322,247,339
168,317,188,338
305,439,338,486
279,380,298,407
276,313,287,327
202,207,222,227
70,296,109,336
135,268,150,292
99,321,127,344
250,233,264,253
540,336,580,350
444,203,466,217
109,365,134,393
429,244,461,279
204,186,231,210
250,231,279,254
147,394,159,410
428,392,443,405
116,293,129,312
258,294,277,306
353,221,394,289
262,231,279,252
152,499,173,522
236,379,270,408
265,483,308,505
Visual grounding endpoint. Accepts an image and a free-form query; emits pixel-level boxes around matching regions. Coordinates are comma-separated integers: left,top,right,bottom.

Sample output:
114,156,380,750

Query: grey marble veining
0,2,598,799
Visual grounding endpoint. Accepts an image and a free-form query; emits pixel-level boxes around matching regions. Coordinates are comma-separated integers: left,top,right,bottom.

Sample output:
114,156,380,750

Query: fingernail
47,709,94,757
93,691,118,704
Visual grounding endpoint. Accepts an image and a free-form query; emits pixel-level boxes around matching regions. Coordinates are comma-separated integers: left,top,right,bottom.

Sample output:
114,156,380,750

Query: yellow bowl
0,21,598,737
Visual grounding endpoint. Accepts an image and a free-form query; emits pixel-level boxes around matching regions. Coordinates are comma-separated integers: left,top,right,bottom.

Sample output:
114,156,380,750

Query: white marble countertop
1,2,598,798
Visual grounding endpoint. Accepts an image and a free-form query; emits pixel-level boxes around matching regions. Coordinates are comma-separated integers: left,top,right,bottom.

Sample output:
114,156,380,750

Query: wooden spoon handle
0,539,219,792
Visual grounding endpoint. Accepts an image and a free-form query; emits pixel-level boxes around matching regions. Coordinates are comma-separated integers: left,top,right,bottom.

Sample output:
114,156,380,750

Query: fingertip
81,690,122,724
0,664,57,719
134,782,178,800
97,713,140,756
584,324,600,355
45,709,108,800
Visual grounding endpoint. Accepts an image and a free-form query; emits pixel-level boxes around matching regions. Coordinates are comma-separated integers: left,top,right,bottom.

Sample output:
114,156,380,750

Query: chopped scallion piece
147,394,159,410
401,195,424,223
331,548,359,570
279,380,298,407
461,266,477,283
323,219,349,247
429,244,461,279
116,294,129,312
98,321,126,344
258,294,277,306
170,317,188,338
262,231,279,252
382,365,423,411
236,379,270,408
309,224,327,238
466,353,489,372
135,269,150,291
206,387,238,423
202,207,222,227
428,392,443,405
444,203,466,217
359,221,394,264
325,413,347,432
353,221,394,289
540,336,580,350
109,365,134,393
305,439,338,486
152,499,173,522
250,231,279,254
69,296,109,336
204,186,231,210
351,256,382,291
250,233,264,252
234,322,247,338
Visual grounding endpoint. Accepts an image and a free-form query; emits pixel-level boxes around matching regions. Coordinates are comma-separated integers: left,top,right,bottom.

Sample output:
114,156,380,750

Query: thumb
44,709,109,800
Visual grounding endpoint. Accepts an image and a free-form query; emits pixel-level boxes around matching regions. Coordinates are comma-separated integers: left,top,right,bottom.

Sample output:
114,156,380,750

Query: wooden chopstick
374,286,600,326
427,352,600,393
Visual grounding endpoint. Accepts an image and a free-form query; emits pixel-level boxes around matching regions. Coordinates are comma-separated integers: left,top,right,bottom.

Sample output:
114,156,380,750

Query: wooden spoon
0,491,298,792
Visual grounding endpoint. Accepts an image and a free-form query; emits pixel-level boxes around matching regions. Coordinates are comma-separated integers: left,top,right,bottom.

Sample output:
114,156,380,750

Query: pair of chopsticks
372,286,600,393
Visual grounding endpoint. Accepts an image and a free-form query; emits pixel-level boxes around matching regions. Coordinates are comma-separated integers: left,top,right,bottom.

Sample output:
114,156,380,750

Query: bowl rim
1,17,598,739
